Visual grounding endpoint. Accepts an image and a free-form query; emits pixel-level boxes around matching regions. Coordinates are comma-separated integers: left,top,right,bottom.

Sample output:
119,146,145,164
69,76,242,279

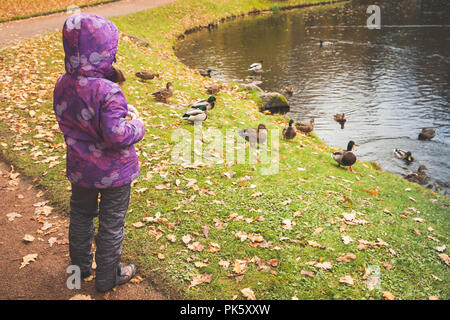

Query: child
53,13,145,292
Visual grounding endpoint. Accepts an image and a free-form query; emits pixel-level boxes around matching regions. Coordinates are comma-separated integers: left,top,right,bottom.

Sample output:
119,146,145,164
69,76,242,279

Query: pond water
175,0,450,194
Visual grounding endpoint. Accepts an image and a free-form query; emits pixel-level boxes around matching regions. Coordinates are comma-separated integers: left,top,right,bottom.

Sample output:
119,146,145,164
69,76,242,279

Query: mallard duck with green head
332,140,357,171
394,148,413,163
282,119,296,140
190,96,216,111
151,82,173,102
181,105,207,124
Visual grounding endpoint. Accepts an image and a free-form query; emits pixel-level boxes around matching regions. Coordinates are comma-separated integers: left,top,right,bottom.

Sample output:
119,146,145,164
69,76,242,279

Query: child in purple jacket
53,13,145,292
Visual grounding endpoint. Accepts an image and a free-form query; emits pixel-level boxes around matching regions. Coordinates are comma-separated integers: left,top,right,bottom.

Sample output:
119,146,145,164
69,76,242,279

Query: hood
62,13,118,78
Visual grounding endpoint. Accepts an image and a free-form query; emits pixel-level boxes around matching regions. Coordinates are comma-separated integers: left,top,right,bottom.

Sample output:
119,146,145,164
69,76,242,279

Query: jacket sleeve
99,84,145,149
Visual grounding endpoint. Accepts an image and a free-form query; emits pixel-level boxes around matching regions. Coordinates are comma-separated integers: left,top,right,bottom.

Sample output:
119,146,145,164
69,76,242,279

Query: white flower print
70,172,82,183
99,172,119,187
70,55,80,68
81,108,94,121
55,101,67,116
66,14,82,32
66,137,76,146
88,144,102,158
78,77,88,87
89,51,109,65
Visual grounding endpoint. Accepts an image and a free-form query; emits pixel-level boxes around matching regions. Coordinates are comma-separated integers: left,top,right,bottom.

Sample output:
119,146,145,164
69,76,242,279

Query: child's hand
127,104,141,120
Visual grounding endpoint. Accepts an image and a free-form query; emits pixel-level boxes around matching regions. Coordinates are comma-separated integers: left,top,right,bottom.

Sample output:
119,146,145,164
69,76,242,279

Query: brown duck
403,165,428,184
283,87,294,96
282,119,297,140
334,113,346,129
418,128,435,140
296,118,314,135
136,71,159,80
205,84,222,95
151,82,173,102
238,124,267,147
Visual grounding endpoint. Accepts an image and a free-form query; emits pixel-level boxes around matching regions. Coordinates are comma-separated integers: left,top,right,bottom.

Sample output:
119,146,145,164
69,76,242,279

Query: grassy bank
0,0,119,23
0,0,448,300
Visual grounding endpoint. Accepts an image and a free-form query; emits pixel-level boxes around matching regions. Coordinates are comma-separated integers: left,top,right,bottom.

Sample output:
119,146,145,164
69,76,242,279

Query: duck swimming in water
394,148,413,163
418,128,435,140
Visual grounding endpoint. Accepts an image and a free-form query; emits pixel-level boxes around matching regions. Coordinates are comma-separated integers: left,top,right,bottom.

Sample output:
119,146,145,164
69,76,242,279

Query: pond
175,0,450,194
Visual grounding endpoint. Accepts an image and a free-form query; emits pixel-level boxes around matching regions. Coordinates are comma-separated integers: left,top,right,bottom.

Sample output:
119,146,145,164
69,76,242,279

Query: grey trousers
69,183,131,292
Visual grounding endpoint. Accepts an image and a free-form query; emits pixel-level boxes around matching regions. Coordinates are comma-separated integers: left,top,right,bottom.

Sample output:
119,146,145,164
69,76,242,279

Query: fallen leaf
336,253,356,263
20,253,38,269
342,235,354,245
167,234,176,243
208,242,220,253
219,260,230,269
194,261,209,268
182,234,193,244
23,234,35,243
339,275,354,285
241,288,256,300
300,270,315,278
6,212,22,221
202,225,210,238
48,237,57,247
188,273,213,288
382,291,395,300
69,294,94,300
438,253,449,266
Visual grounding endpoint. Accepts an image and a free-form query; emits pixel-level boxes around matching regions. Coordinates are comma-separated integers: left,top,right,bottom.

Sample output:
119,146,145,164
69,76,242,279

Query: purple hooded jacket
53,14,145,189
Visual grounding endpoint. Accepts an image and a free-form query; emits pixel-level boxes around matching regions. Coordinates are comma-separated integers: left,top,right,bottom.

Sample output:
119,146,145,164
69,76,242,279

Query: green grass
0,0,448,300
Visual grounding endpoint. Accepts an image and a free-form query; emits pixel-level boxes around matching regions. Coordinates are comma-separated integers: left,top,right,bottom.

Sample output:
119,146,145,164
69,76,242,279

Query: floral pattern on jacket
53,13,145,189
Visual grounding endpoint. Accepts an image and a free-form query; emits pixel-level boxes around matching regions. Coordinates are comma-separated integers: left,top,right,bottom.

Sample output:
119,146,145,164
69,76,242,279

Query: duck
295,118,314,135
238,124,267,147
151,82,173,102
418,128,435,140
283,87,294,96
181,105,207,124
112,67,126,85
190,96,216,111
403,165,428,184
394,148,413,163
199,68,212,77
319,40,333,47
135,71,159,80
205,84,222,95
332,140,357,171
282,119,297,140
248,60,263,73
334,113,346,129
